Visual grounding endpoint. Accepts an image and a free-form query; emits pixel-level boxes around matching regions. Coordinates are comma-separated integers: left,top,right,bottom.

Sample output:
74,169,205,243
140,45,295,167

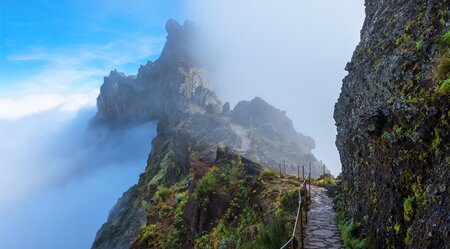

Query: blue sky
0,0,185,108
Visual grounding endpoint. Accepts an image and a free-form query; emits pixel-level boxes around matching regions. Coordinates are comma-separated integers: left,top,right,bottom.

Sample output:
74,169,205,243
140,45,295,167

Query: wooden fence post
309,163,312,200
304,179,308,223
299,204,304,249
302,165,305,180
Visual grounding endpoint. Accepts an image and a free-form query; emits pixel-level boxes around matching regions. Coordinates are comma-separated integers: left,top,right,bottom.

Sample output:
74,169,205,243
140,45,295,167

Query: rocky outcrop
232,97,324,176
92,19,327,249
334,1,449,248
92,19,222,126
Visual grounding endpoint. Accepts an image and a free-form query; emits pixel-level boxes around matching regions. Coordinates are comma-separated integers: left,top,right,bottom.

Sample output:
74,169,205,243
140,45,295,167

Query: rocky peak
91,19,221,126
158,19,201,66
232,97,315,150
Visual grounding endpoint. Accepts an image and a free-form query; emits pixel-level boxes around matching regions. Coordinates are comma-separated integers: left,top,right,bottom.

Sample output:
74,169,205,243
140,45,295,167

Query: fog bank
187,0,365,174
0,108,156,249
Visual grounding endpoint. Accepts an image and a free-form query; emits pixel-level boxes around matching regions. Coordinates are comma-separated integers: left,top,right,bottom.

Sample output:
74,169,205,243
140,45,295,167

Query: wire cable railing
280,165,311,249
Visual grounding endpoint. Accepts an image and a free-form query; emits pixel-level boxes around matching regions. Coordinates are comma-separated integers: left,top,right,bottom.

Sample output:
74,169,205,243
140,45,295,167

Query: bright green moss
403,193,425,222
431,128,442,150
403,196,414,221
394,223,401,234
443,30,450,45
415,40,424,50
437,78,450,95
381,131,389,140
395,34,411,46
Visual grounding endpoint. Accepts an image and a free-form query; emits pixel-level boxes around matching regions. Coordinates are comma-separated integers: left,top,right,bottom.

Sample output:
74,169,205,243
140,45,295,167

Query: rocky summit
91,19,327,249
334,1,449,248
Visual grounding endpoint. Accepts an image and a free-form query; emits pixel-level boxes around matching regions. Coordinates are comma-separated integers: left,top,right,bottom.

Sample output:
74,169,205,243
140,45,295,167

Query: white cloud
0,91,98,120
7,36,163,67
1,35,164,119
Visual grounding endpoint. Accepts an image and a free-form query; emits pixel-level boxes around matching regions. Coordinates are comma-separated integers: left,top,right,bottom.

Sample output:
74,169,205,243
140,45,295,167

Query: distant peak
165,19,182,34
108,70,127,80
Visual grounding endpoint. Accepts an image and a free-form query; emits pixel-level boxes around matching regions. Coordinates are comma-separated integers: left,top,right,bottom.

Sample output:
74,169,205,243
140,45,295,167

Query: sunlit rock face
91,19,327,249
92,19,222,127
334,1,449,248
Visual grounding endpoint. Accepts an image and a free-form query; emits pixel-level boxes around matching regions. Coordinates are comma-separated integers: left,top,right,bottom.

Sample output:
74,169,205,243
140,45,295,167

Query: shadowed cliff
334,1,449,248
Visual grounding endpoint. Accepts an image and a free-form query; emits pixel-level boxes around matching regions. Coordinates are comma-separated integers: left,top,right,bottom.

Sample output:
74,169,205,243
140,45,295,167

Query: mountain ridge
91,19,327,249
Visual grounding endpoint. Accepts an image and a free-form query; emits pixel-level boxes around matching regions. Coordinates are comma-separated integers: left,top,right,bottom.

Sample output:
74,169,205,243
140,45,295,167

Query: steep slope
91,19,324,249
334,1,449,248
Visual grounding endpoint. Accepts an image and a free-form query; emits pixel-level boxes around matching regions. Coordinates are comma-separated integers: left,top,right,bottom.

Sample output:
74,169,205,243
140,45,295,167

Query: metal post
297,164,300,180
323,164,325,176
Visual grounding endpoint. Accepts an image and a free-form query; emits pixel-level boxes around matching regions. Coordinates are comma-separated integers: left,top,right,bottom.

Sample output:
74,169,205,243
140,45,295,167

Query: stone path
304,186,343,249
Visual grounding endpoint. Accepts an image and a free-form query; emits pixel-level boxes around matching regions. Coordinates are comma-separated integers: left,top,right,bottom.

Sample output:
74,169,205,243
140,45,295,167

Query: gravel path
304,186,343,249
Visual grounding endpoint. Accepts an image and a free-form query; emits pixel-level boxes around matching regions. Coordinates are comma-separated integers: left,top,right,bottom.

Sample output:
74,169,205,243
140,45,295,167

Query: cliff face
334,1,449,248
92,20,222,126
92,19,324,249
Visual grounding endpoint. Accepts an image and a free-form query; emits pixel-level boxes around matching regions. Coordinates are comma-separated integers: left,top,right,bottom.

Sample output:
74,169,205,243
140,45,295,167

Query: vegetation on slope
130,147,308,249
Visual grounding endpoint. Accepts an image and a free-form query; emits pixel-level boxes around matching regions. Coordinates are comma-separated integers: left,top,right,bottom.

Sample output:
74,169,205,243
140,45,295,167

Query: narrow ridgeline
91,19,329,249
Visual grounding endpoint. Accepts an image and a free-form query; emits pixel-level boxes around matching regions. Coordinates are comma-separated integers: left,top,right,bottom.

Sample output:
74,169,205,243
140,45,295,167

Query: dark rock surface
334,1,449,248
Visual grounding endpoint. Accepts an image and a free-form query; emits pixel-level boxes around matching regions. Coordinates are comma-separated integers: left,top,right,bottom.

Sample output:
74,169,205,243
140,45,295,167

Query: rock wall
334,0,449,248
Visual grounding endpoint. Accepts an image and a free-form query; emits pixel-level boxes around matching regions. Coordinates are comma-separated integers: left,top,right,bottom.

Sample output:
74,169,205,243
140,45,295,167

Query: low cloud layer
0,107,156,249
187,0,365,174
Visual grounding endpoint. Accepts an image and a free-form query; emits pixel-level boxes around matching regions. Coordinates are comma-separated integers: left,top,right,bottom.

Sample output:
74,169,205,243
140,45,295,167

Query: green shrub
138,224,162,247
195,166,220,206
339,219,368,249
155,187,171,203
163,192,187,248
313,174,336,187
251,218,290,249
287,178,301,187
276,190,299,214
261,169,277,181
